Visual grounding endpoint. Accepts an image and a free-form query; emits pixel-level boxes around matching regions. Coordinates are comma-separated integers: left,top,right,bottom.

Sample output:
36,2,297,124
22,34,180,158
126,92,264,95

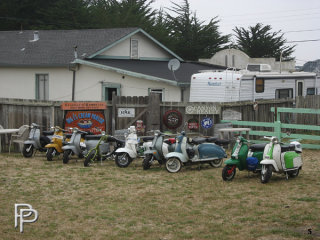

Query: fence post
274,121,282,141
112,92,116,135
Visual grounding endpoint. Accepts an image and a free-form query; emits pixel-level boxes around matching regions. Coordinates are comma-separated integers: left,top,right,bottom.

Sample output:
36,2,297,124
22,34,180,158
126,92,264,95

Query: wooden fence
0,95,319,151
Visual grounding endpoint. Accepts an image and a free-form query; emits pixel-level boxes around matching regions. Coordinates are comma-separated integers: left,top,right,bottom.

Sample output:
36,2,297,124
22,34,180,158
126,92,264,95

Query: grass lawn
0,150,319,240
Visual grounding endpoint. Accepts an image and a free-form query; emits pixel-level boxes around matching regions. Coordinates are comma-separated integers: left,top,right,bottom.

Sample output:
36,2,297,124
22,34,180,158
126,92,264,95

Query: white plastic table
218,128,251,140
0,129,19,152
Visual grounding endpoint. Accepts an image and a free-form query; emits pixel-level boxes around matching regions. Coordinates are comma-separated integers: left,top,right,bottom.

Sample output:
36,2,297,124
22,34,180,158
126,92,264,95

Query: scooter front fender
115,148,137,159
165,152,187,163
62,145,80,155
144,149,161,160
260,159,279,172
224,158,240,167
24,140,36,147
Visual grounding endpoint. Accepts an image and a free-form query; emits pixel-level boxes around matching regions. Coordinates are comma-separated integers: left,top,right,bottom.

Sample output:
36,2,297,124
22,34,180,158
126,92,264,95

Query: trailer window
307,88,315,95
275,89,293,99
255,78,264,93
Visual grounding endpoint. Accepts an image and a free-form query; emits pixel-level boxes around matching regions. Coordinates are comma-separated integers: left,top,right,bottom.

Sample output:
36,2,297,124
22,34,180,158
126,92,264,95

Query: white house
0,28,224,102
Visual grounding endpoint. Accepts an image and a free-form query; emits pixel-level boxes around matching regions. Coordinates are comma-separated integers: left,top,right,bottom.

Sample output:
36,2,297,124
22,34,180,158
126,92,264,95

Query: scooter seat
192,137,207,144
164,138,176,145
205,137,218,143
250,144,266,152
85,135,102,140
43,131,54,136
281,144,295,152
215,139,230,146
142,136,154,142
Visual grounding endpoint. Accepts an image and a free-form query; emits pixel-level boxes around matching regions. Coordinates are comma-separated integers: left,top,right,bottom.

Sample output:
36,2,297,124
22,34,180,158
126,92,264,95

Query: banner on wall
64,110,106,134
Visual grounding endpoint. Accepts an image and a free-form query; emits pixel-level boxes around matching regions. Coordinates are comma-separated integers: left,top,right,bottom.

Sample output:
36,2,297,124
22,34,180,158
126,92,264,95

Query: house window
275,89,293,99
307,88,315,95
131,39,139,59
102,83,121,101
297,82,303,96
149,88,164,101
36,74,49,100
255,78,264,93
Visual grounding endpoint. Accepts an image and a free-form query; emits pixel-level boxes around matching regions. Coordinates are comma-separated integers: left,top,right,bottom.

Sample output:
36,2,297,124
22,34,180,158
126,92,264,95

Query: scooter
165,131,228,173
115,126,152,168
22,123,53,158
62,127,90,164
84,132,125,167
222,136,266,181
142,130,176,170
260,136,302,183
45,126,70,161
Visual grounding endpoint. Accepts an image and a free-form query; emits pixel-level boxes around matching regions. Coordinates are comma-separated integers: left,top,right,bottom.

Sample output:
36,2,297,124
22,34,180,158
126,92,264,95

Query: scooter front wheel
84,150,97,167
142,154,153,170
63,149,72,164
22,144,34,158
261,165,273,184
166,157,182,173
222,165,236,181
115,153,132,168
209,159,223,168
46,148,56,161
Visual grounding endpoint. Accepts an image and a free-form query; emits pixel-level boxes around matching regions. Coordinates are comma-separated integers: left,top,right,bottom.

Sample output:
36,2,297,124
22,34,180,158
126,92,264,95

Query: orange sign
61,102,107,110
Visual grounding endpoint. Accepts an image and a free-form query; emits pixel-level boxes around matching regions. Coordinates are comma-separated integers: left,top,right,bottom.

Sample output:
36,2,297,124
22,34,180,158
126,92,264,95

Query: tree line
0,0,295,61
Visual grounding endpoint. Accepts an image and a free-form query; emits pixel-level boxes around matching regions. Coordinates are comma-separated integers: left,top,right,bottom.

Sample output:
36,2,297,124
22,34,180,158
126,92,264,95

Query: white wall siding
101,32,172,60
74,65,181,101
0,67,73,100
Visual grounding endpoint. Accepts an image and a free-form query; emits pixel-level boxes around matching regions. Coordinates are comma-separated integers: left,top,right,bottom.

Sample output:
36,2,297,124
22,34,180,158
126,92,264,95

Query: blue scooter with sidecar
165,131,228,173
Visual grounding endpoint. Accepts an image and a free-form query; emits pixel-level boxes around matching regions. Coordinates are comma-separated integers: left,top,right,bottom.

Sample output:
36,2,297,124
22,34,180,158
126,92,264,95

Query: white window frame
35,74,49,100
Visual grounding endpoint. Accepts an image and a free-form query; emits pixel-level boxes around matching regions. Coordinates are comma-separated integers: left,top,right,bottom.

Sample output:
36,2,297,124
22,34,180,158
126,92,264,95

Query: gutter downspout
72,70,76,101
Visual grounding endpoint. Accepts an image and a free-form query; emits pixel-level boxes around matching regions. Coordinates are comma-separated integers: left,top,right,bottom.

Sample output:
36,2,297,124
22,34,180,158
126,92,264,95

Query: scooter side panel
283,152,301,169
165,152,187,163
198,143,226,159
45,143,63,153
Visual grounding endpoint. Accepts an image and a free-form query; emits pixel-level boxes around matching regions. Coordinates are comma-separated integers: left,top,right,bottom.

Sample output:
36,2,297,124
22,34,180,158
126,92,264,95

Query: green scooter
222,136,265,181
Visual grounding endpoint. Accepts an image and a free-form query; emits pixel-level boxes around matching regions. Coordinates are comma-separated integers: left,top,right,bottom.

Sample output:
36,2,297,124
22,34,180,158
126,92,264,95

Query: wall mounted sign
64,110,106,134
222,109,242,121
118,108,135,118
163,110,182,129
201,117,213,129
136,120,145,133
187,118,199,130
185,104,220,115
61,102,107,110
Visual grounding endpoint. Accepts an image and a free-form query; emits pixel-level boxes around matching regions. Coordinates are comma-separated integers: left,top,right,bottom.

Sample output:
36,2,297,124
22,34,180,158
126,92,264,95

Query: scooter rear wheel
287,169,300,178
222,165,236,181
209,159,223,168
22,144,34,158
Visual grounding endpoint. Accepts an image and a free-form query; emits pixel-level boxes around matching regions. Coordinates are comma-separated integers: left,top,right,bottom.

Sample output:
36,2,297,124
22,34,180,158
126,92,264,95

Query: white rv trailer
189,64,318,102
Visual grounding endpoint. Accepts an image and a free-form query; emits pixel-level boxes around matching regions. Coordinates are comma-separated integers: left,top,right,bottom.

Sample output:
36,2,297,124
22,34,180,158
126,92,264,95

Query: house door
296,80,304,97
102,83,121,101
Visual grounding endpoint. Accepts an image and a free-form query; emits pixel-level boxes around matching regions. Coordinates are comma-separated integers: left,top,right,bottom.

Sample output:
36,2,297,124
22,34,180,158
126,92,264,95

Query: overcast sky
151,0,320,65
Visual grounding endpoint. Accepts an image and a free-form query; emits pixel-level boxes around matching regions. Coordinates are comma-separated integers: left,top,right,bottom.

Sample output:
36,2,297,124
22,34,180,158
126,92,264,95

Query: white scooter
260,136,302,183
115,126,152,168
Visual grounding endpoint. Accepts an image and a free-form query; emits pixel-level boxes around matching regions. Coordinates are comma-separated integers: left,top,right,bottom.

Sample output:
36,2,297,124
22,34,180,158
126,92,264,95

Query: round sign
163,110,182,129
201,117,213,129
187,118,199,130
